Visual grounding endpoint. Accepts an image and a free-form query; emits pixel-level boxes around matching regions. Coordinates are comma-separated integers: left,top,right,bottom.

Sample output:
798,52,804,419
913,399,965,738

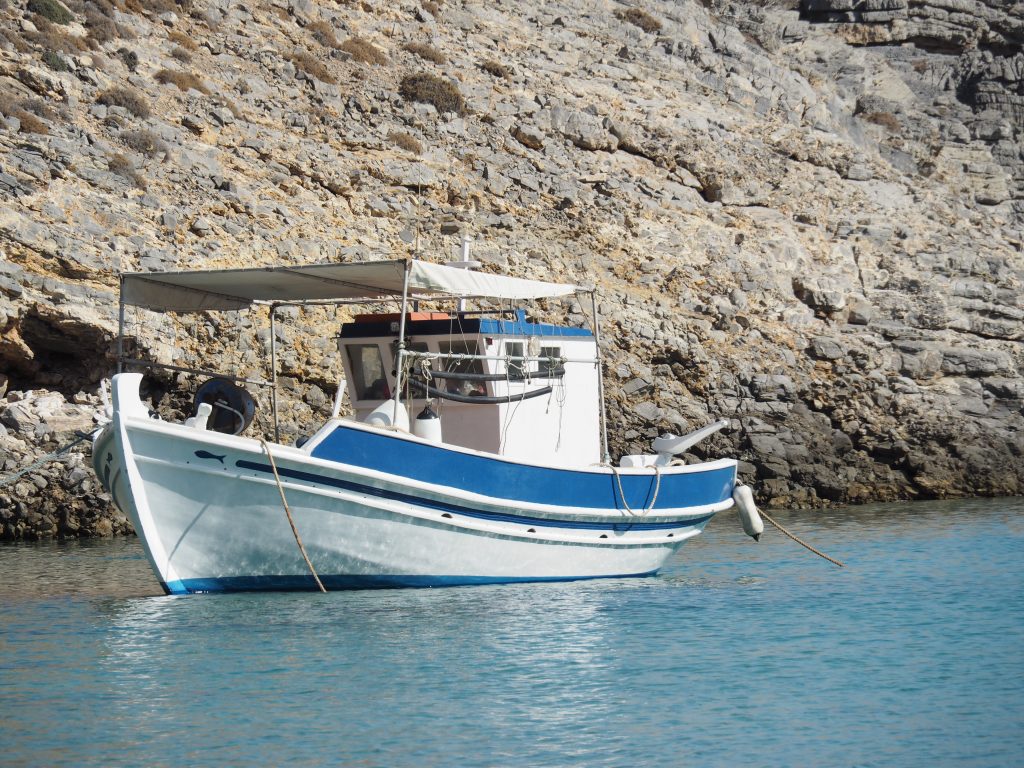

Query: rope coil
606,463,662,517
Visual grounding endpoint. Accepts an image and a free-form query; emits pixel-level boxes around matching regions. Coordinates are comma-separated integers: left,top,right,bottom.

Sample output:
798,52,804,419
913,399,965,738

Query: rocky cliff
0,0,1021,539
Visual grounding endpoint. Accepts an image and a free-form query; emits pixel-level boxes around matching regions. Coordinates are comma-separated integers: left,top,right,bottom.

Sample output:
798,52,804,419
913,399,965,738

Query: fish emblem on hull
195,450,227,463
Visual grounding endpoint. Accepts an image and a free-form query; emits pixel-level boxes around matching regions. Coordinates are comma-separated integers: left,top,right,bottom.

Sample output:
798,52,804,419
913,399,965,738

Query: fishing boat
93,257,763,594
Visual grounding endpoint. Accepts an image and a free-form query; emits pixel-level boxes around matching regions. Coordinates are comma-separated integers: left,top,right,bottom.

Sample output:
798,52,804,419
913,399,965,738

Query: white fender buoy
732,484,764,541
366,401,410,431
412,402,443,442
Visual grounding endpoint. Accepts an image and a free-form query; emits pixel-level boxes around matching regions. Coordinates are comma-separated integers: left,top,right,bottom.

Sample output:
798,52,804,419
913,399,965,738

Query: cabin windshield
347,344,389,401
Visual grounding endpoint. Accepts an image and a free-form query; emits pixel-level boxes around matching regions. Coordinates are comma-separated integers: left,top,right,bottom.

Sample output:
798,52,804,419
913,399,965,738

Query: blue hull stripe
236,459,714,532
309,425,735,510
162,571,657,594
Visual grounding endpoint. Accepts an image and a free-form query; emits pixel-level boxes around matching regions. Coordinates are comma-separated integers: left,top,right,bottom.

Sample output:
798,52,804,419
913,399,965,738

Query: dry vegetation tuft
862,111,901,132
307,20,340,49
340,36,387,65
96,86,150,118
388,131,423,154
480,59,510,79
403,41,445,65
121,128,167,157
399,72,465,114
155,68,211,94
615,7,662,34
108,152,146,188
286,50,337,84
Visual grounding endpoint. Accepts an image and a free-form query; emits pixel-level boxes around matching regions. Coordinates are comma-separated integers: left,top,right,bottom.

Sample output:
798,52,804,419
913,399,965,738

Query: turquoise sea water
1,497,1022,767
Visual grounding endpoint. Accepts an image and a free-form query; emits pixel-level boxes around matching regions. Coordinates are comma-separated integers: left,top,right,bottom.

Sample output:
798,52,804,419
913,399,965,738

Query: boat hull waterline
97,375,738,594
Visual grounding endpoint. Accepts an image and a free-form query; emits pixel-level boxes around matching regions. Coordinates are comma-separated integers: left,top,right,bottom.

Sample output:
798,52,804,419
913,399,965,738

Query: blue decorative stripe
235,459,714,532
339,315,593,340
309,425,736,510
162,570,658,594
476,317,593,337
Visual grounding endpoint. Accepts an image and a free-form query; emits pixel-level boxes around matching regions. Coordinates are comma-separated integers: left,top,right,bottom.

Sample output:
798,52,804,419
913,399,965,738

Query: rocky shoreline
1,0,1021,539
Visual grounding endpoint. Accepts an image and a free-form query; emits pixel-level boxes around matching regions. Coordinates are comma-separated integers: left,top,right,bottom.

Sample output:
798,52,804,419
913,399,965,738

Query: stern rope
259,439,327,592
759,508,846,568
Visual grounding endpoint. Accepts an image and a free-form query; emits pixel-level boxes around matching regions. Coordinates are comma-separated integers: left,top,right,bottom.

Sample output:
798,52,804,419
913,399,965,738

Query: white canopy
120,259,582,312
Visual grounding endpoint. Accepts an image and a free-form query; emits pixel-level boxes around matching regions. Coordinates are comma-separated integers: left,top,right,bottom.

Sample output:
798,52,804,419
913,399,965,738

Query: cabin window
347,344,389,401
539,346,562,375
439,340,486,397
505,342,525,377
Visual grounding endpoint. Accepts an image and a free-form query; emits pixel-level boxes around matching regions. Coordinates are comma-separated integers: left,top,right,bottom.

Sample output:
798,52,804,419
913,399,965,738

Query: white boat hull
96,375,736,594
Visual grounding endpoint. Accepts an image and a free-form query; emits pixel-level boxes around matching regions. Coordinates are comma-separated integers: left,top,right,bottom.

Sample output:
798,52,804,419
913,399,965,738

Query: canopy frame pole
391,261,413,423
270,303,280,443
117,277,126,374
591,289,610,464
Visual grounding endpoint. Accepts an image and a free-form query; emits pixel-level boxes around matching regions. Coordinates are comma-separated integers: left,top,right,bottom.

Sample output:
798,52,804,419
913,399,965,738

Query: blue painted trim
477,317,593,338
308,425,736,510
162,570,659,594
339,315,593,339
235,459,714,532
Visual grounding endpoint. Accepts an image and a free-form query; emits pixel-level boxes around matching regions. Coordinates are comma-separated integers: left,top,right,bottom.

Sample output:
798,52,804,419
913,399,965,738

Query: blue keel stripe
162,571,659,594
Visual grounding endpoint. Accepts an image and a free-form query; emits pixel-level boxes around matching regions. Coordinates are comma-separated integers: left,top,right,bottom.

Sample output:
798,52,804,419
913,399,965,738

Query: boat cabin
338,309,601,466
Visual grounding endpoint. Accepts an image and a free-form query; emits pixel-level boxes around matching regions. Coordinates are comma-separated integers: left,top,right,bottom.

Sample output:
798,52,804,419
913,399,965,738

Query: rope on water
759,508,846,568
0,428,100,489
259,439,327,593
606,462,661,517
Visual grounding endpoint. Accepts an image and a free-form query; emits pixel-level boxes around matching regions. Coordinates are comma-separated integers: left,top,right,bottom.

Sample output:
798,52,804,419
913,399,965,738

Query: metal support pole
116,278,125,374
391,261,413,423
270,304,280,443
591,290,611,464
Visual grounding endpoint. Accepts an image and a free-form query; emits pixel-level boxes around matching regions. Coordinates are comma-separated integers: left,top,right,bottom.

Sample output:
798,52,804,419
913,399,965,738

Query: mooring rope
0,428,100,489
759,508,846,568
258,439,327,592
606,463,662,517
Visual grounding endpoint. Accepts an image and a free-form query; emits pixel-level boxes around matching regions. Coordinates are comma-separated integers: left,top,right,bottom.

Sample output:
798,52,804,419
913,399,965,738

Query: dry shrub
480,59,510,78
167,29,196,50
287,50,337,84
863,111,901,132
340,36,386,65
16,111,49,134
28,0,73,24
116,47,138,70
121,128,166,157
403,41,445,64
155,68,210,93
84,7,118,45
615,8,662,34
307,20,339,49
108,152,145,187
388,131,423,154
96,86,150,117
170,45,191,62
25,16,89,53
399,72,465,114
42,49,72,71
0,94,53,134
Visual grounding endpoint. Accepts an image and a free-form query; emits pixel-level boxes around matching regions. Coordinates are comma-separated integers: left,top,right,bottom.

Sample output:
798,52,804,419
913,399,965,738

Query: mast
591,289,610,463
391,260,413,422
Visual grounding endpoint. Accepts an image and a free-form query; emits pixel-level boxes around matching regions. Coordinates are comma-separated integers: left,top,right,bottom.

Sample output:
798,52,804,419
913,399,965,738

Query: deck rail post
591,289,611,464
391,260,413,423
270,303,280,443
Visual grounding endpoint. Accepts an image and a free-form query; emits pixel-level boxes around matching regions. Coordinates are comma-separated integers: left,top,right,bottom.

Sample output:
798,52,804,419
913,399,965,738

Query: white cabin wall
492,337,601,467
